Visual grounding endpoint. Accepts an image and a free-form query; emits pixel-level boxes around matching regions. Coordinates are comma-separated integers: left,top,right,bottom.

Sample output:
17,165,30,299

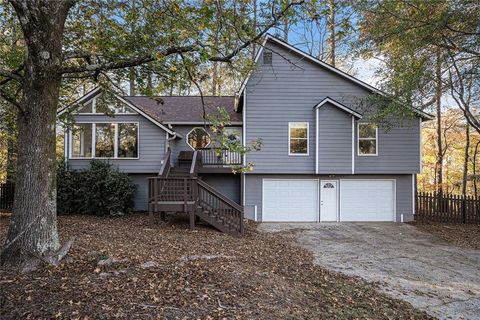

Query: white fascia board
314,97,363,119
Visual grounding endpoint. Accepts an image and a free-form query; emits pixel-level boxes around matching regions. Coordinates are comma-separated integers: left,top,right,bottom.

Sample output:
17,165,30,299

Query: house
57,35,432,234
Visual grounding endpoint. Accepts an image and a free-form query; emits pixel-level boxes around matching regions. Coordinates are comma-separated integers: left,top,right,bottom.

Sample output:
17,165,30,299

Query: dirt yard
1,214,431,319
410,222,480,250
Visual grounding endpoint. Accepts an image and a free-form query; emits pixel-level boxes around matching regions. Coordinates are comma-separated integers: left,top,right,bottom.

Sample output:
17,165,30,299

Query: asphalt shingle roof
123,96,241,123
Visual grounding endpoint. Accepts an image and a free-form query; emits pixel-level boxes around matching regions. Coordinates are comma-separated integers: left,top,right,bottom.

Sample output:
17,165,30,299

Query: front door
320,180,338,221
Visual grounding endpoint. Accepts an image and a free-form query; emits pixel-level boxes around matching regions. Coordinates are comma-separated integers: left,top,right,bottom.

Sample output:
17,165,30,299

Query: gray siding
244,174,414,222
317,103,353,174
355,118,421,174
67,114,166,173
199,173,241,204
245,40,421,174
130,173,152,211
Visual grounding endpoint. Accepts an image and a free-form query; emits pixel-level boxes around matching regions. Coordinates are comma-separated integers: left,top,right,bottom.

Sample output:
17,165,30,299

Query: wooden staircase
148,149,244,235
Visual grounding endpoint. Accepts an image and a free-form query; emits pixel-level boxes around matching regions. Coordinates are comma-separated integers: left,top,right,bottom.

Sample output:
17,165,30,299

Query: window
358,123,378,156
95,123,115,158
118,123,138,158
223,127,242,145
187,127,211,149
77,100,93,113
78,97,135,114
72,123,93,157
263,51,272,65
70,122,139,158
289,122,309,155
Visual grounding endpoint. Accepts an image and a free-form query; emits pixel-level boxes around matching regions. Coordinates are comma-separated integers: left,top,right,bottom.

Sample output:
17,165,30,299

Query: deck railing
147,175,243,235
197,148,242,166
148,177,197,203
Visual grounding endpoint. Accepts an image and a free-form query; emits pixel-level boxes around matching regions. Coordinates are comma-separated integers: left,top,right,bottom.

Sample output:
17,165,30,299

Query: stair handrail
197,179,244,213
159,147,172,177
189,150,199,176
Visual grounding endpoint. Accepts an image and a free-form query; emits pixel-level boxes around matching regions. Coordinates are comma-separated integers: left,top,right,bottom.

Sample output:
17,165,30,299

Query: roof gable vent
263,51,272,65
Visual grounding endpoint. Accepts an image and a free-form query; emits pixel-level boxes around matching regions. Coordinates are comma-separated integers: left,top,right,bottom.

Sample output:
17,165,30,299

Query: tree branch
0,88,24,113
61,45,196,74
0,68,23,82
209,1,304,62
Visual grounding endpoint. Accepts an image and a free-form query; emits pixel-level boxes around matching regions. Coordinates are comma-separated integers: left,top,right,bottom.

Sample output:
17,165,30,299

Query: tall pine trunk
462,123,470,196
328,0,336,66
434,52,443,195
1,1,72,271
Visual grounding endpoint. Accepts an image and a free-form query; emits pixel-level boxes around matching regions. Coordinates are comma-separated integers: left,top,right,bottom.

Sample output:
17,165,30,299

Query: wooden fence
0,182,15,211
416,191,480,224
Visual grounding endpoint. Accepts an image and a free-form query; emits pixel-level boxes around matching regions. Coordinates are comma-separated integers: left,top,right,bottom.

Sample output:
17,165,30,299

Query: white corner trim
412,173,416,216
315,108,319,174
351,116,355,174
243,90,247,166
419,117,423,173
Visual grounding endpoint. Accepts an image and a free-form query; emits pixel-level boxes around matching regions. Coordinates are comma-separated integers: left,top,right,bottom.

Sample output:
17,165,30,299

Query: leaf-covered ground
410,222,480,250
1,214,432,319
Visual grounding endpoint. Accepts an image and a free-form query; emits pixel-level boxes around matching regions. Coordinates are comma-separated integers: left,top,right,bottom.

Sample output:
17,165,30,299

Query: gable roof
57,88,177,136
57,90,241,136
123,96,241,124
238,34,433,120
314,97,363,119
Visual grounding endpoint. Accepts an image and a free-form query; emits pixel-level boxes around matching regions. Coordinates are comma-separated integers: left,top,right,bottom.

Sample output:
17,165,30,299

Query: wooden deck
148,148,244,235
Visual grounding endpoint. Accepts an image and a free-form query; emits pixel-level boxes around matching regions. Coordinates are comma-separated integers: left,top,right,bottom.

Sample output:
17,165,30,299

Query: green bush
57,160,136,216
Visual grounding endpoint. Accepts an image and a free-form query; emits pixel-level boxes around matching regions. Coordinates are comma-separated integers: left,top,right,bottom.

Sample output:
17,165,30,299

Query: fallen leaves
0,214,433,319
410,222,480,249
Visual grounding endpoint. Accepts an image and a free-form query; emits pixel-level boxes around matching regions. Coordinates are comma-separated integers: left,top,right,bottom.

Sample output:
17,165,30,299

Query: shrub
57,160,136,216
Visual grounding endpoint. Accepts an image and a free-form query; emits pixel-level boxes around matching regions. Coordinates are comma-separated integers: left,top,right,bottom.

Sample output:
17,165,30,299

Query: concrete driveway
258,223,480,320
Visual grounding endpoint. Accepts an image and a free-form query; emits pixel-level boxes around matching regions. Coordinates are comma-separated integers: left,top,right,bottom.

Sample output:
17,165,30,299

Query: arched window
187,127,211,149
323,183,335,188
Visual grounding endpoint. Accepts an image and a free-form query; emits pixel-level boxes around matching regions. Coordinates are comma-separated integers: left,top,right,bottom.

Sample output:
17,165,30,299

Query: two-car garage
261,179,396,222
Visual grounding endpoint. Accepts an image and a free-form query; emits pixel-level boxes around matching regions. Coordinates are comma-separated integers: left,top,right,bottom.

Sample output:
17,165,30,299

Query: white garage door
340,180,395,221
263,180,318,222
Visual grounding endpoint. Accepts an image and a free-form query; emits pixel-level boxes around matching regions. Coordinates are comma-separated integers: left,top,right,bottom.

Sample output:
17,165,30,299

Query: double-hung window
288,122,309,155
358,123,378,156
70,122,139,159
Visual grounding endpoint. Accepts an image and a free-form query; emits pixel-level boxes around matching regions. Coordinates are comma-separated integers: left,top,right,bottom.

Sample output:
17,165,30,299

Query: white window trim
186,127,211,150
357,123,378,156
288,122,309,156
69,121,140,160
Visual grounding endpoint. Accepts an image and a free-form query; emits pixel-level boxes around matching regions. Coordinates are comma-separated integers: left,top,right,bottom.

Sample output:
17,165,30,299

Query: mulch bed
1,214,432,319
410,222,480,250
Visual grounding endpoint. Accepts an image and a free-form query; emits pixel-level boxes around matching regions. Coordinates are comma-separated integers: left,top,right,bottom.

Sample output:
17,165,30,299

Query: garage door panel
340,180,395,222
263,180,318,222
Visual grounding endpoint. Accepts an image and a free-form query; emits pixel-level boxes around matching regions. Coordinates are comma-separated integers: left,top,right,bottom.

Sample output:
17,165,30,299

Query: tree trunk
434,52,443,195
328,0,336,66
473,141,479,198
252,0,257,60
129,67,136,96
1,0,72,271
282,13,288,41
5,109,17,183
462,123,470,196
